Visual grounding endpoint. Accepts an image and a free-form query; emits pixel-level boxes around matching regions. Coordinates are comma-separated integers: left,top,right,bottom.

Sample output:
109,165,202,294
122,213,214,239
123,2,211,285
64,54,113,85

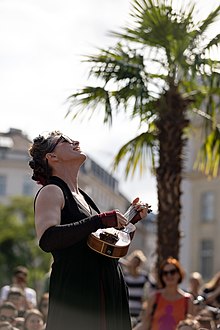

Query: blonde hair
127,250,147,264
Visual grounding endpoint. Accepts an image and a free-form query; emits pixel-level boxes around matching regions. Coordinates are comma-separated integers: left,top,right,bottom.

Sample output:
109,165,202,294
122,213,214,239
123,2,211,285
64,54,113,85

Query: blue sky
0,0,219,210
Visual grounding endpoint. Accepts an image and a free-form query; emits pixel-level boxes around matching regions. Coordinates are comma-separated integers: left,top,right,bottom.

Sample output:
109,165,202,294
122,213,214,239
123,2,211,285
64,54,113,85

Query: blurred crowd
0,255,219,330
0,266,48,330
120,250,220,330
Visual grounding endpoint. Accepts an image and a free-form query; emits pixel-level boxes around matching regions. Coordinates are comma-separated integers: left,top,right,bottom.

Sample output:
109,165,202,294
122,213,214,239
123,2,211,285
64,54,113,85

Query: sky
0,0,220,211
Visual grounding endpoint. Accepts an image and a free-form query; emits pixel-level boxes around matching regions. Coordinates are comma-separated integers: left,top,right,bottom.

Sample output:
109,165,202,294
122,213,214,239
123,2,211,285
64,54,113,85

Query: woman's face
48,135,86,164
25,314,44,330
161,264,180,286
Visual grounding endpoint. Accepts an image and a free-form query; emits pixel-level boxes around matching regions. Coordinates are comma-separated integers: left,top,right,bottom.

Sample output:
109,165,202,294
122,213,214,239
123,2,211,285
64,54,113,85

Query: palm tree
67,0,220,267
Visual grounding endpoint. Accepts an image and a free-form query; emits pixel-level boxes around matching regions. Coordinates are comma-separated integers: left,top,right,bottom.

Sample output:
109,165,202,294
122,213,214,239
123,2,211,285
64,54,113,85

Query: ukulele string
124,206,137,223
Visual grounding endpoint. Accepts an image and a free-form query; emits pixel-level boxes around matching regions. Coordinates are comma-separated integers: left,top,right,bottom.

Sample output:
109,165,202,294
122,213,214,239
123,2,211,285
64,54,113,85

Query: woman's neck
163,286,180,297
52,165,80,193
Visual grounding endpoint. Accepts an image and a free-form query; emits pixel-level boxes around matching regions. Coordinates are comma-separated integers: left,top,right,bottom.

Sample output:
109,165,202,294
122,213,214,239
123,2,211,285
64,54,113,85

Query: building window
0,175,6,196
200,191,215,222
22,176,33,196
200,239,214,279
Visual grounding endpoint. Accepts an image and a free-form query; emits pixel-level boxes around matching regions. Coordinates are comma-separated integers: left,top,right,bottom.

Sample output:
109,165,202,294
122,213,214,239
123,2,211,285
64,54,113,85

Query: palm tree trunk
155,86,189,269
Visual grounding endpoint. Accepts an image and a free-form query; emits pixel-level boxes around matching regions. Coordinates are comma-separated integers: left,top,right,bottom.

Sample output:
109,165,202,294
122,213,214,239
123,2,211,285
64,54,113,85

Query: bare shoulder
37,184,63,196
34,184,64,239
36,184,64,205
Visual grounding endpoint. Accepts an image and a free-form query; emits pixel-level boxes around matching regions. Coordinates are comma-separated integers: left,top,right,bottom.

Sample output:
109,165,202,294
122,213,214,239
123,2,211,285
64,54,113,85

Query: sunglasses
162,268,178,276
48,135,75,153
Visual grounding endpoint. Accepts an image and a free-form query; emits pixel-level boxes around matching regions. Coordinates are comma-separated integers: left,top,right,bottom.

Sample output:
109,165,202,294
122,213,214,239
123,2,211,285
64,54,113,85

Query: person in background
38,293,49,324
121,250,156,327
0,266,37,309
23,309,44,330
176,316,200,329
133,257,194,330
14,317,24,330
187,272,203,300
28,130,149,330
202,271,220,308
0,302,18,328
0,321,18,330
6,288,27,318
195,307,217,329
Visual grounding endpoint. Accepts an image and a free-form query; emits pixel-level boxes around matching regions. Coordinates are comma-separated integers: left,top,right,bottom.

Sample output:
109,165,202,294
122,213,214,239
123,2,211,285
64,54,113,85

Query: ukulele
87,203,151,258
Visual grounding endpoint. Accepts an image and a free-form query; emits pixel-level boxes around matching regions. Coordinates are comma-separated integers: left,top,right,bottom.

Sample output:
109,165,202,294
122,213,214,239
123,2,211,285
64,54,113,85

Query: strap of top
34,176,101,215
151,291,161,317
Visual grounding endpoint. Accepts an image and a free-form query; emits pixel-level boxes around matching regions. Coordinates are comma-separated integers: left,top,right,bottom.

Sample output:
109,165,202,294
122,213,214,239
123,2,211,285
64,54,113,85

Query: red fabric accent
99,210,117,228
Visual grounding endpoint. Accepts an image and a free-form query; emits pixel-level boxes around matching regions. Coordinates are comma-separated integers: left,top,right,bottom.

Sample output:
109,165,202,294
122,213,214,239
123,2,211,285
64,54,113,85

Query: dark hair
0,301,17,313
7,287,25,298
158,257,185,288
13,266,28,276
29,130,62,186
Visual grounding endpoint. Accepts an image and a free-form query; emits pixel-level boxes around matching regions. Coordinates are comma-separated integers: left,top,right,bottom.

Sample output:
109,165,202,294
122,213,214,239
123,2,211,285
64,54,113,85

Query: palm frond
194,128,220,177
205,33,220,51
67,86,113,124
198,5,220,36
86,44,146,85
112,129,157,178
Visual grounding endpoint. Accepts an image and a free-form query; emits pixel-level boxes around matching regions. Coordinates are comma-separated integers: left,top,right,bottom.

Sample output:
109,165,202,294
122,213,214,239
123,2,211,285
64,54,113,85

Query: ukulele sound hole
99,232,119,244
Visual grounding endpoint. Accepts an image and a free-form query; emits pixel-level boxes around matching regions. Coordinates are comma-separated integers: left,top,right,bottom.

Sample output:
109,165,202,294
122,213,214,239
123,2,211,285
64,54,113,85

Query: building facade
180,124,220,282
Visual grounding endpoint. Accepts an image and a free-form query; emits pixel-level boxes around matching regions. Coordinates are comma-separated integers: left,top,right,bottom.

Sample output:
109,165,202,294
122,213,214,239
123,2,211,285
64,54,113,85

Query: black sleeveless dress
43,176,131,330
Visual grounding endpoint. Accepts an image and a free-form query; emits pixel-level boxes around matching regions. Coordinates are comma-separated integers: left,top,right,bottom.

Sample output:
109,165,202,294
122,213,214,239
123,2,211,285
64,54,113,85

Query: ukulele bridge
99,231,119,245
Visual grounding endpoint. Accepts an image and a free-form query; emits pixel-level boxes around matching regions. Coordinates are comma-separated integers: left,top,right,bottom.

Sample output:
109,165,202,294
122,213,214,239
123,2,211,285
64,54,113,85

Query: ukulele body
87,223,136,258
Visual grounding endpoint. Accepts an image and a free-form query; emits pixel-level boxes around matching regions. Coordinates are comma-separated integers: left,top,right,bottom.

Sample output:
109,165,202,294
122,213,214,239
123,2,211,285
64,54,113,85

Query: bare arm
204,286,220,304
35,185,64,240
133,292,157,330
187,294,195,316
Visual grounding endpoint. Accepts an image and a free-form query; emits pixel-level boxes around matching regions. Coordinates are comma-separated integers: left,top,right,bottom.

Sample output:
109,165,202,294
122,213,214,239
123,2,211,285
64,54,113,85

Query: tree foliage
0,197,50,288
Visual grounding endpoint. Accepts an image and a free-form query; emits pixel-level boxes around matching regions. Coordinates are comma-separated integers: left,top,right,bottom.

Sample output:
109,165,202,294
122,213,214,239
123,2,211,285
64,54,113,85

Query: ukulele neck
123,205,137,224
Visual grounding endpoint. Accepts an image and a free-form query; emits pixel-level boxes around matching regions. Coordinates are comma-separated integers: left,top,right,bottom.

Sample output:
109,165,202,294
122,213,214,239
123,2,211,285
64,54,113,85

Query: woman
134,257,194,330
28,131,149,330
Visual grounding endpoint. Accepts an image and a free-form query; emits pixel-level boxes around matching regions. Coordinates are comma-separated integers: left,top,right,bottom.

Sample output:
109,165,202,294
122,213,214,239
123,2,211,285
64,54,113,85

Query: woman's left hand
130,197,151,224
